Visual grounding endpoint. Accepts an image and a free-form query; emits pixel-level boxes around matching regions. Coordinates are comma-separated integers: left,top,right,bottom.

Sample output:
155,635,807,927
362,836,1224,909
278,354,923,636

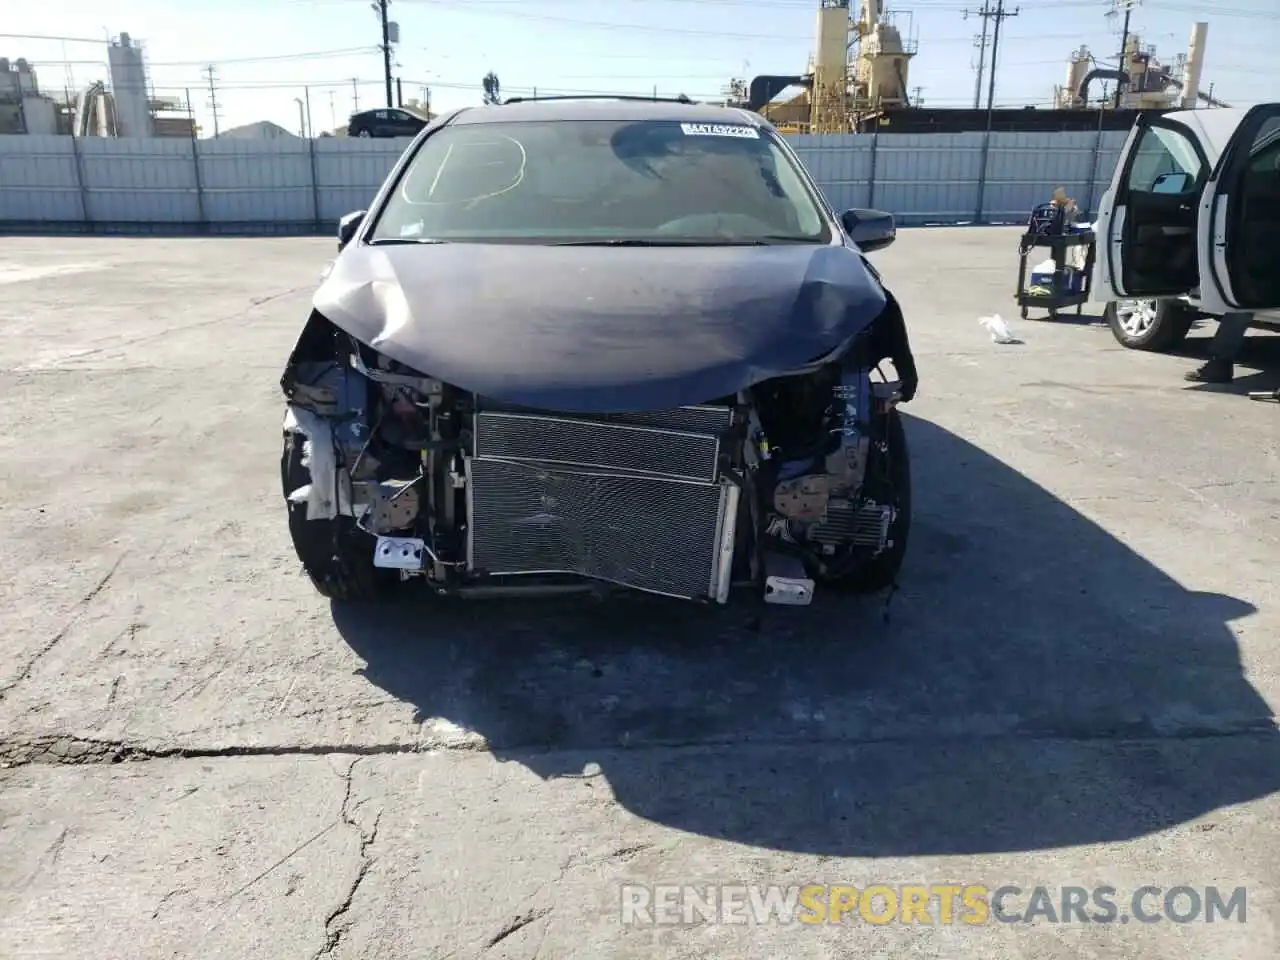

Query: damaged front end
280,305,911,606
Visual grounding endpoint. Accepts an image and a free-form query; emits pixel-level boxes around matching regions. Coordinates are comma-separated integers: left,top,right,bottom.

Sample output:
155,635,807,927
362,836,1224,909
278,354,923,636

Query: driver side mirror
1151,171,1192,195
841,208,896,253
338,210,367,251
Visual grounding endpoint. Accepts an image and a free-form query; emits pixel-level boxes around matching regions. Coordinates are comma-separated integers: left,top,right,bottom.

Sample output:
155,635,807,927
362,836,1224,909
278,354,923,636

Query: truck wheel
1106,298,1196,352
281,429,396,602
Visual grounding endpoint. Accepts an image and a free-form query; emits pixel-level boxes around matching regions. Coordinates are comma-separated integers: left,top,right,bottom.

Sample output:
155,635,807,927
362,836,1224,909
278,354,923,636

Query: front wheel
281,429,396,602
1106,298,1196,352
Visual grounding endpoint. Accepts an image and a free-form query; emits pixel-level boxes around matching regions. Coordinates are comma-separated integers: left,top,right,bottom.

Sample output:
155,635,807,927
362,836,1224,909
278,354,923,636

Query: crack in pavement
484,906,552,950
3,719,1277,769
316,757,382,959
0,552,126,700
477,839,651,952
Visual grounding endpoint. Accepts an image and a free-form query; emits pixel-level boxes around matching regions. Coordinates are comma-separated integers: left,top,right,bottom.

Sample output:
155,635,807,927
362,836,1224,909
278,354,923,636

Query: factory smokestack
1182,22,1207,108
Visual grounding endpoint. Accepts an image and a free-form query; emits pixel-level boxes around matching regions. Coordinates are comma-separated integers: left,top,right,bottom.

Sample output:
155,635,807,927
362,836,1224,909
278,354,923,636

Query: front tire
281,429,395,602
848,408,911,592
1106,298,1196,352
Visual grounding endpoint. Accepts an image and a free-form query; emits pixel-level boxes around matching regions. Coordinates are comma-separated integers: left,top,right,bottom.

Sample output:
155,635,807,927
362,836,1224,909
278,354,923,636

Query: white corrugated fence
0,130,1129,233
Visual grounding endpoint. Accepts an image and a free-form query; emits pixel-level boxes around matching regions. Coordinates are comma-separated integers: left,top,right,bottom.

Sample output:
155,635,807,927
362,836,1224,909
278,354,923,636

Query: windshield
368,118,831,245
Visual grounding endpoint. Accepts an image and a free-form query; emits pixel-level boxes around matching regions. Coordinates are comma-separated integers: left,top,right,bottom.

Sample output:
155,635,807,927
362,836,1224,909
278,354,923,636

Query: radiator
474,411,722,482
465,408,739,601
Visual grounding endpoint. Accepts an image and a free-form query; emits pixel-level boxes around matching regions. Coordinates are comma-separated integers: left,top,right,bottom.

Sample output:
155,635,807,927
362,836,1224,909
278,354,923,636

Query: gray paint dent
310,241,888,412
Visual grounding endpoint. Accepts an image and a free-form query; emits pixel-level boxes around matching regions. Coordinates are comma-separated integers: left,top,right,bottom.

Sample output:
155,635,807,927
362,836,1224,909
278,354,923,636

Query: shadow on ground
333,412,1280,857
1176,333,1280,397
1023,309,1106,328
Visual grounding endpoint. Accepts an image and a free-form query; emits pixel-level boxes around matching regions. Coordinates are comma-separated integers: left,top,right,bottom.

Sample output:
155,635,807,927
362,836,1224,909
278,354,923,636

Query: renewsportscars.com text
620,884,1247,926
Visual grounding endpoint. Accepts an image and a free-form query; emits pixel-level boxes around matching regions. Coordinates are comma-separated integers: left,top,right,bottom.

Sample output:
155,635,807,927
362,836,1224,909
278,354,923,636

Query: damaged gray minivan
279,97,919,607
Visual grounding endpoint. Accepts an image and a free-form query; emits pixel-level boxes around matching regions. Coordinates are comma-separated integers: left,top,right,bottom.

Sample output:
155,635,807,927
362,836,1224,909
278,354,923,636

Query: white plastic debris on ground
980,314,1023,345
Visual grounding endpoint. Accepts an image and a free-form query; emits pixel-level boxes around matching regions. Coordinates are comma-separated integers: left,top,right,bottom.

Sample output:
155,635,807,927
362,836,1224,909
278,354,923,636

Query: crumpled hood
311,241,887,412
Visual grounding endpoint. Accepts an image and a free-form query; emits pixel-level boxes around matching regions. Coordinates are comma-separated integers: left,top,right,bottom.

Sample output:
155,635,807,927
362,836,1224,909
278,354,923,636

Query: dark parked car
347,107,429,138
281,97,920,608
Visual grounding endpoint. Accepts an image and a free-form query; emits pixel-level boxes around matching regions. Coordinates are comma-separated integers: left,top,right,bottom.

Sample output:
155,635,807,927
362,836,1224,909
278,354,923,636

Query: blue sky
4,0,1277,136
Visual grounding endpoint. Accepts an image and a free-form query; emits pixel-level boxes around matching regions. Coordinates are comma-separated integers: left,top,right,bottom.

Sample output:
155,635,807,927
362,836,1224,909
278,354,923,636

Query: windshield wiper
550,238,725,247
550,237,801,247
368,237,450,245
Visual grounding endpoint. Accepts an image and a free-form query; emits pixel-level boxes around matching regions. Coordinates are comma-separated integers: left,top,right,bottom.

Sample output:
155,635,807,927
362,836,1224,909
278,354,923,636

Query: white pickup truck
1093,105,1280,352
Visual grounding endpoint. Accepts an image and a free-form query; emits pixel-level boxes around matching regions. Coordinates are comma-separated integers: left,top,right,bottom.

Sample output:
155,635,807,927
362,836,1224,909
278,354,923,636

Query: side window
374,110,389,121
1247,118,1280,176
1233,115,1280,306
1126,126,1202,194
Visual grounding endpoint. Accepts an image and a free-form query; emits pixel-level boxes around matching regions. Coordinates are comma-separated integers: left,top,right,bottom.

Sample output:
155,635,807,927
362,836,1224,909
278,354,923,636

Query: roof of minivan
450,98,767,127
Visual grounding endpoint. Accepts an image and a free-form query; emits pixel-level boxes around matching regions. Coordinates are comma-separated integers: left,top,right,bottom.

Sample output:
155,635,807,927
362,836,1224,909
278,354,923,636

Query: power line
0,32,107,44
149,47,380,68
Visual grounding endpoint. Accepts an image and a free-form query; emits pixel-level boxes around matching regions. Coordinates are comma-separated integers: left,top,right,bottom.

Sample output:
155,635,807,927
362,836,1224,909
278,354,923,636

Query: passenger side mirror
338,210,367,251
841,208,896,253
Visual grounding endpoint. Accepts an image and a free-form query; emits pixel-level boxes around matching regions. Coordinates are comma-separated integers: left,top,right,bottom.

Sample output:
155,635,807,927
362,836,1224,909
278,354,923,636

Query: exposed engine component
358,479,421,534
764,365,892,559
808,499,894,549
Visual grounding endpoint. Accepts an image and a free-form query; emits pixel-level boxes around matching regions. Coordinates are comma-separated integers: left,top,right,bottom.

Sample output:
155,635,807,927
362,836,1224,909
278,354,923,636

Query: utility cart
1014,229,1097,320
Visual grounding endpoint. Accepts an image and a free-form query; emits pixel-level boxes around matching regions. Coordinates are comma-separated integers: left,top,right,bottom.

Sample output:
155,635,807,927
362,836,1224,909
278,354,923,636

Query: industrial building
724,0,918,133
727,1,1229,134
1053,22,1228,111
0,58,61,135
2,32,194,138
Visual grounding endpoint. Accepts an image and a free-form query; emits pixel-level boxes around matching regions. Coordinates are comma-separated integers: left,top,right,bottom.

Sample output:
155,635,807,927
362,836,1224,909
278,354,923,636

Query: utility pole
204,65,220,137
1111,0,1139,108
982,0,1019,128
964,2,993,110
396,77,403,107
374,0,393,108
329,90,337,129
351,77,360,113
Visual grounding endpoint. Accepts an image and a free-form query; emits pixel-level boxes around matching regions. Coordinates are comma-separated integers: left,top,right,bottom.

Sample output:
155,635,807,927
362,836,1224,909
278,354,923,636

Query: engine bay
281,312,906,605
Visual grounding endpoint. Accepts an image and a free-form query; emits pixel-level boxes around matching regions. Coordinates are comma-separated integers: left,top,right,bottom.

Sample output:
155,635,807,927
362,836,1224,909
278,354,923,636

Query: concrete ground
1,228,1278,959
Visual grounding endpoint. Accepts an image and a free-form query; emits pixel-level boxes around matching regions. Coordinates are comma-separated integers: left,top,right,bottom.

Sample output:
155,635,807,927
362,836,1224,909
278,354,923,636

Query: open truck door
1198,104,1280,316
1094,113,1210,300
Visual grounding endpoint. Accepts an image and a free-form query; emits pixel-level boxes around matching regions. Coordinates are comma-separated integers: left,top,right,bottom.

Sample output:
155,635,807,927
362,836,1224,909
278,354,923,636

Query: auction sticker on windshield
680,123,759,138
